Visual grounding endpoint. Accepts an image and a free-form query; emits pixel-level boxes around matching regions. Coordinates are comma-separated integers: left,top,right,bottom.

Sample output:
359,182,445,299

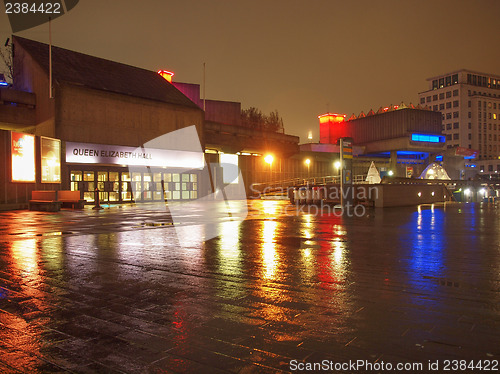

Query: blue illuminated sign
411,133,445,143
435,155,443,161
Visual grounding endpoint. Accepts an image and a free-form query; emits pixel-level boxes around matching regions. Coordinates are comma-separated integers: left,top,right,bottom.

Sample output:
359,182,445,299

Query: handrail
253,174,369,193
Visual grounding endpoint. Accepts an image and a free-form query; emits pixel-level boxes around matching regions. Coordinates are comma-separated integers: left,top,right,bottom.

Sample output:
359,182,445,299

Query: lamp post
305,158,311,180
264,154,274,185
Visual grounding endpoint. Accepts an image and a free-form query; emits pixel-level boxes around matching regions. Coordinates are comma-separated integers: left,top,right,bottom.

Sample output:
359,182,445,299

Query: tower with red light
318,113,346,144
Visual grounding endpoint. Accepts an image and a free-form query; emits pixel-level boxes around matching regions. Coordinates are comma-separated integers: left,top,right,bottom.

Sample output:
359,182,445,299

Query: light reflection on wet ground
0,200,499,373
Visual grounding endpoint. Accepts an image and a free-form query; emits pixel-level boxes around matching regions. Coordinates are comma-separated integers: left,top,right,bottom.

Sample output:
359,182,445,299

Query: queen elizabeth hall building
0,36,209,209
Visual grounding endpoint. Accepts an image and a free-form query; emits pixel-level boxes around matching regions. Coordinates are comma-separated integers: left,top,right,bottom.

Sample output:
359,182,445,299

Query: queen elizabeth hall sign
65,142,204,169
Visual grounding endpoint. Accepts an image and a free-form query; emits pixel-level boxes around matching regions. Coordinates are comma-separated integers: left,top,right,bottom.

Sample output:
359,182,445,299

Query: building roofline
12,36,201,110
425,69,500,81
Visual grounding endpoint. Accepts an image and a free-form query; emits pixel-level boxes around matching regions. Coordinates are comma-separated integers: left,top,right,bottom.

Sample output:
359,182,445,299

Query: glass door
121,172,132,201
97,172,108,202
132,172,142,201
143,173,152,201
70,171,82,192
109,172,120,202
83,171,95,202
153,172,163,201
163,172,172,200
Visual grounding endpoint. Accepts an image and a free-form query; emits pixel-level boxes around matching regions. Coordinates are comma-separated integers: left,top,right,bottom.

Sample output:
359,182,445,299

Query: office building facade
419,69,500,176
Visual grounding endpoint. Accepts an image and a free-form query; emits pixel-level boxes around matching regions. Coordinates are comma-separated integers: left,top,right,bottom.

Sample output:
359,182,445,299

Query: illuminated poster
41,137,61,183
11,132,35,182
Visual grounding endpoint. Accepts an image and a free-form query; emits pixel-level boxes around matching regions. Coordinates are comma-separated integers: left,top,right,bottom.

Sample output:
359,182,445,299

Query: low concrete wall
373,184,452,207
286,183,452,208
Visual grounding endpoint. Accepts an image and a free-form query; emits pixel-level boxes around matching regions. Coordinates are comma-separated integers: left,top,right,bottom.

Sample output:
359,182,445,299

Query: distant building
313,104,449,178
418,69,500,177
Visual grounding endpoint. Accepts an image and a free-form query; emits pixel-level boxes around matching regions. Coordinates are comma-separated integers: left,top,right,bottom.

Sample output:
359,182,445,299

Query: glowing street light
305,158,311,179
264,154,274,183
334,160,341,180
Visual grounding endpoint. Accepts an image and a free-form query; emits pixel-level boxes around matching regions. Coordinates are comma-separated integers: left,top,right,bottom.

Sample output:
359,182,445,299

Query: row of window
467,74,500,90
443,123,460,130
442,122,499,131
421,94,499,108
443,132,499,142
469,90,499,98
477,112,498,120
441,111,460,119
478,123,499,131
478,134,499,142
432,74,459,89
478,101,498,109
480,164,500,173
70,170,199,202
422,90,459,103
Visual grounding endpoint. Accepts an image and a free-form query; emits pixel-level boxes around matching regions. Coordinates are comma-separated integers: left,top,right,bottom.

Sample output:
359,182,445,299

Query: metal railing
253,174,368,194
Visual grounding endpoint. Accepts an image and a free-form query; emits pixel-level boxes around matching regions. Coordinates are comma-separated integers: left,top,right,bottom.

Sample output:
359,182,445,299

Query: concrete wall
335,109,442,145
204,121,299,156
0,88,36,129
373,184,452,207
55,83,204,147
173,81,242,126
12,40,56,134
205,100,241,126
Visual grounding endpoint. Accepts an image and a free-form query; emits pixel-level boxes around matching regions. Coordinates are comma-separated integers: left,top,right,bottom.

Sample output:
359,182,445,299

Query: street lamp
334,160,341,182
264,154,274,183
305,158,311,179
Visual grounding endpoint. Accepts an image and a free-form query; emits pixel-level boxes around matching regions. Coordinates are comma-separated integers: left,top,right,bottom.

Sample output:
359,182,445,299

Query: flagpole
202,62,206,111
49,16,53,98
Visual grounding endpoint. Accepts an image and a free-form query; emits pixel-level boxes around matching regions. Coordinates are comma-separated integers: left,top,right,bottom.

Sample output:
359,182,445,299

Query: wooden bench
29,191,62,212
57,190,85,209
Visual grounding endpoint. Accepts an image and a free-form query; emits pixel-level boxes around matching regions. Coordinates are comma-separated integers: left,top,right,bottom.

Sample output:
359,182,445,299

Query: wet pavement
0,200,499,373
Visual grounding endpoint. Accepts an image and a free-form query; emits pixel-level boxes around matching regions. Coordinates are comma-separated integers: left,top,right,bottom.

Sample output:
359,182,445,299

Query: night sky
1,0,500,142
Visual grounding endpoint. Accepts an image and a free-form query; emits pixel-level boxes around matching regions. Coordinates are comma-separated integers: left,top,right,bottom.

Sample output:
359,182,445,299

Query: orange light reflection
262,220,278,279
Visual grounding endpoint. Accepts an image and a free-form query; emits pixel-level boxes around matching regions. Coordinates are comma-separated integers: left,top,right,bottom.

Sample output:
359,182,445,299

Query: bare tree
241,107,285,133
265,110,284,133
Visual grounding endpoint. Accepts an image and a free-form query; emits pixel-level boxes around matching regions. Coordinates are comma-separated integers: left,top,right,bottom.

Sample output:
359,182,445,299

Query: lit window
411,133,445,143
